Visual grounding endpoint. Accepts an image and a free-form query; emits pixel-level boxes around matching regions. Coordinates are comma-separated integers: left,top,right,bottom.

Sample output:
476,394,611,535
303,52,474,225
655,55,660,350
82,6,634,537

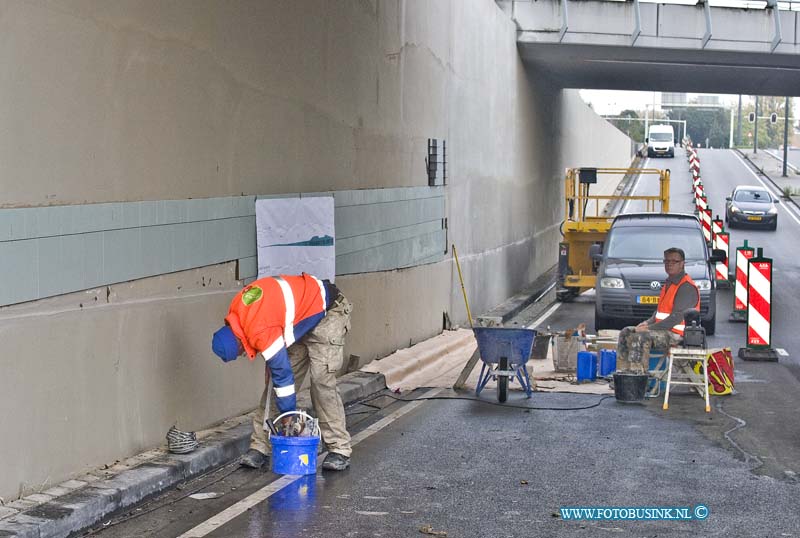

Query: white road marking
527,302,562,329
621,157,649,214
177,387,444,538
776,348,789,356
731,151,800,226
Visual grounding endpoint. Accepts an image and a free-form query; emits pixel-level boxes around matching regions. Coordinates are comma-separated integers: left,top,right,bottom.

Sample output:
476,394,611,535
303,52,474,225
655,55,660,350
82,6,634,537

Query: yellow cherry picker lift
556,167,671,302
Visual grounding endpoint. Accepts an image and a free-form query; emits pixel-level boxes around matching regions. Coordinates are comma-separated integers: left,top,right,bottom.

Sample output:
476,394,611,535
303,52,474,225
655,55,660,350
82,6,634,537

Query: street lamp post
736,95,742,146
783,96,790,177
754,96,759,154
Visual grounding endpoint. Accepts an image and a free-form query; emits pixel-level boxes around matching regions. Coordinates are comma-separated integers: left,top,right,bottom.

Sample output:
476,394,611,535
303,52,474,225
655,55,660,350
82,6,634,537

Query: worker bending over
211,273,353,471
616,247,700,372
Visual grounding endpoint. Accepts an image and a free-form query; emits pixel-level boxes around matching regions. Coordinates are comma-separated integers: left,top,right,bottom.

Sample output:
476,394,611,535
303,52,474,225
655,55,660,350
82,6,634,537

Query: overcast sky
579,90,742,116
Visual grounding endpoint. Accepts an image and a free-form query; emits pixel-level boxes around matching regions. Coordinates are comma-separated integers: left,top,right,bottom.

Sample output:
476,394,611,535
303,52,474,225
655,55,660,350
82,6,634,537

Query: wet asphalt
87,150,800,537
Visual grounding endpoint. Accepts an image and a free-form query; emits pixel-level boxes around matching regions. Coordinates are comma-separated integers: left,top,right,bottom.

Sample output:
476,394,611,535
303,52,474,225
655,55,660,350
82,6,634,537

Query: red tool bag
694,348,735,395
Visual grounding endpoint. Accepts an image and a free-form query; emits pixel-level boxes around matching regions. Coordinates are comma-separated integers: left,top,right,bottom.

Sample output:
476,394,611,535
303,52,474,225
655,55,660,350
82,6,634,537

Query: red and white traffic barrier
702,208,712,242
696,190,706,207
712,216,723,243
731,240,755,320
714,230,730,287
692,175,701,193
740,247,778,361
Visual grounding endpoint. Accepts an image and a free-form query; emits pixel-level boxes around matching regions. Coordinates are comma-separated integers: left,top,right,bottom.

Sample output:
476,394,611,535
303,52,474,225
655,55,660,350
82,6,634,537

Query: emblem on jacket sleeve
242,285,263,305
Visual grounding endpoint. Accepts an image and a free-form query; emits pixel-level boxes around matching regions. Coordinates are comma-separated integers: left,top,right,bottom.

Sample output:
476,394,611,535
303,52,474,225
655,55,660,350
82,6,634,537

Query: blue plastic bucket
270,434,320,475
599,349,617,377
576,351,597,382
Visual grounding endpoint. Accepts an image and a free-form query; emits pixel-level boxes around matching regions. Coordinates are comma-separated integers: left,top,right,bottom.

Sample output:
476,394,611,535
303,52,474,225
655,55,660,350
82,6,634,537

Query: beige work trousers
250,294,353,457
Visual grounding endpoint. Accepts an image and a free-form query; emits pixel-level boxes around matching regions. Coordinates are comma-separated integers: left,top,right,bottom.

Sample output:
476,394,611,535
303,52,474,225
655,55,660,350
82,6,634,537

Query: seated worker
211,273,353,471
616,247,700,372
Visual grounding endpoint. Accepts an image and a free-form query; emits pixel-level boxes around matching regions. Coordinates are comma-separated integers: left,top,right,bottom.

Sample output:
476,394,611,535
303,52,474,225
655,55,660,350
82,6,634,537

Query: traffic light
770,112,778,124
748,112,755,123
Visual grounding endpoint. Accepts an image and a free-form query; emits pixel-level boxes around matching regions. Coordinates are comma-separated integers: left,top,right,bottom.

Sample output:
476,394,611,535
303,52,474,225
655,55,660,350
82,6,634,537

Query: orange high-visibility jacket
225,273,331,412
654,273,700,336
226,274,329,360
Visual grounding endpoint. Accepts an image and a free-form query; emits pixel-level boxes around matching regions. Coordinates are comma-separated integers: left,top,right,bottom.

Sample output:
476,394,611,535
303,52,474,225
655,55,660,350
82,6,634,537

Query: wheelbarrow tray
472,327,536,365
472,326,537,401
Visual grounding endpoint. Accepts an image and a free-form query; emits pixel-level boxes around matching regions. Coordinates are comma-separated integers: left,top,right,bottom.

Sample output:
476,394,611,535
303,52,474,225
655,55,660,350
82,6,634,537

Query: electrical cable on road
716,399,764,472
87,390,614,534
355,391,615,412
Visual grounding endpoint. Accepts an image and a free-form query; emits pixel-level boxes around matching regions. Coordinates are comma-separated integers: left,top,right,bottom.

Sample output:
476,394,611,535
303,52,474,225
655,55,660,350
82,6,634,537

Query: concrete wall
560,89,633,175
0,0,632,500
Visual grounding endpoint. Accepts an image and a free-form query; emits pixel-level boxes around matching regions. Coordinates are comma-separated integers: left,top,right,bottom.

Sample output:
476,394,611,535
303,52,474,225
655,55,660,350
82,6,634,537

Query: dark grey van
591,213,725,335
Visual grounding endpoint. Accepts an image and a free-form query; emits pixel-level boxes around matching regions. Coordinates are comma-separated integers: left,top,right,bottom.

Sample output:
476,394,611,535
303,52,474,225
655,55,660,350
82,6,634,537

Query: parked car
591,213,726,335
725,185,779,230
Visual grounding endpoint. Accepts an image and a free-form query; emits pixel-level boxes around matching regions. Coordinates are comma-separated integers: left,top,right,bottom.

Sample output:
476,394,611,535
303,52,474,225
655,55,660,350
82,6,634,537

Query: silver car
725,185,779,230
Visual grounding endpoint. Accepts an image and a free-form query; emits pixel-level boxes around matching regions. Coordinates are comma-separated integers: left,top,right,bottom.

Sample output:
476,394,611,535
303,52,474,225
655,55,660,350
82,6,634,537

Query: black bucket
531,334,552,360
613,372,649,403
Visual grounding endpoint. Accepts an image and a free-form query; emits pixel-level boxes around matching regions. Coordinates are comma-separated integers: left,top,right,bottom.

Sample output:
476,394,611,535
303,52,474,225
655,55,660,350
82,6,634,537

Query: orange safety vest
654,273,700,336
225,273,327,360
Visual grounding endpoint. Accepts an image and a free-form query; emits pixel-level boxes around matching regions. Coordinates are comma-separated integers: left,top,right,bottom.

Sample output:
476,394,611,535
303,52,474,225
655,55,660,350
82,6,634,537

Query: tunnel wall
0,0,631,500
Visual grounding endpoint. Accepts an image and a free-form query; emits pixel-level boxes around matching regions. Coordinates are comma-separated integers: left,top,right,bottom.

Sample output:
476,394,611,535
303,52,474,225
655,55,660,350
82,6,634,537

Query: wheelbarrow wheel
497,357,508,402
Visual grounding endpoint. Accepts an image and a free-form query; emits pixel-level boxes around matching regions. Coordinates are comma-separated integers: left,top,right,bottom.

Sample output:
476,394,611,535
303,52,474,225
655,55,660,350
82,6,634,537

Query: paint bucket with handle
270,411,320,475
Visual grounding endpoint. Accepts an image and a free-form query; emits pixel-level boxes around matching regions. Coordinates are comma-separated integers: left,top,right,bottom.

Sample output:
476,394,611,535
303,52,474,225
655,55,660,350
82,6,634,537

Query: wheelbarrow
473,326,537,402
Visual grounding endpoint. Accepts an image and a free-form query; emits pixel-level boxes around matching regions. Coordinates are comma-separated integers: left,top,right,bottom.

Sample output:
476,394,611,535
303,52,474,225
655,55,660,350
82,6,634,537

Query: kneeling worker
211,273,353,471
616,248,700,372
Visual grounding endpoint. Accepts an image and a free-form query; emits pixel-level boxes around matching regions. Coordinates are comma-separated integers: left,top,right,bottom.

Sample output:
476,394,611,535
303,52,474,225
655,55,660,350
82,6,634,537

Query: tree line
605,96,794,149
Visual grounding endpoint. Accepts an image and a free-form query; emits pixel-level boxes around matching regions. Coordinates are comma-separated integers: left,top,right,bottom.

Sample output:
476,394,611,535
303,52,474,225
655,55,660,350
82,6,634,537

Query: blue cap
212,326,240,362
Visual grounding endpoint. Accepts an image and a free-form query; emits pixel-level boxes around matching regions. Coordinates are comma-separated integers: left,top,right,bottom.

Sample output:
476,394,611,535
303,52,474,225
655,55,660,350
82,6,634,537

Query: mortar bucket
270,434,320,475
613,372,649,403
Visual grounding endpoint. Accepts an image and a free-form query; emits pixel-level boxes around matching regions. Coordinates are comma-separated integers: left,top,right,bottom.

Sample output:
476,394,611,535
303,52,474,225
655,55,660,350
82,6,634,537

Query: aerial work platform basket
557,167,671,301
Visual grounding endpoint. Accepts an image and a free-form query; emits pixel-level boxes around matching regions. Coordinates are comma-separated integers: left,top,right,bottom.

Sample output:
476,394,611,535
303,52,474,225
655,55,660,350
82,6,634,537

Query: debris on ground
188,492,220,500
419,524,447,536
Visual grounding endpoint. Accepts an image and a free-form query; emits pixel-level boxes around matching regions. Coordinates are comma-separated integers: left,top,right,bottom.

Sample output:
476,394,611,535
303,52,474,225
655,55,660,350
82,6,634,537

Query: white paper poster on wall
255,196,335,282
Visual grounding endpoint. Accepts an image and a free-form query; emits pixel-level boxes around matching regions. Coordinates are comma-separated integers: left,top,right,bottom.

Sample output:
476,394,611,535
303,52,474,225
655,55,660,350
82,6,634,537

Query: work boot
322,452,350,471
240,449,268,469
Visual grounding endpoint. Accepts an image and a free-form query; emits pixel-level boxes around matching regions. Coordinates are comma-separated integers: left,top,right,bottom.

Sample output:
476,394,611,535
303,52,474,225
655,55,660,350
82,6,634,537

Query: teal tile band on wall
0,187,445,307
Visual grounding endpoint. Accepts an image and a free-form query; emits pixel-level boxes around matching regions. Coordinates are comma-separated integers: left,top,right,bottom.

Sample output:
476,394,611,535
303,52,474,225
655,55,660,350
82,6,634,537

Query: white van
646,124,675,158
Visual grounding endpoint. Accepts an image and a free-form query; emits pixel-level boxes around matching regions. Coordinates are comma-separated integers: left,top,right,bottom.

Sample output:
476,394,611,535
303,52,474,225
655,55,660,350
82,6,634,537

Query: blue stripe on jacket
268,346,296,412
265,310,327,413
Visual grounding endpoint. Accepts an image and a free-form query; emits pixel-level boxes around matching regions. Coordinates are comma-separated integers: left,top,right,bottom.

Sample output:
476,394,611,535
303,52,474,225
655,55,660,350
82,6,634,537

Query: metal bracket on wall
702,0,713,49
443,217,448,254
631,0,641,46
426,138,447,186
768,0,782,52
559,0,569,43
